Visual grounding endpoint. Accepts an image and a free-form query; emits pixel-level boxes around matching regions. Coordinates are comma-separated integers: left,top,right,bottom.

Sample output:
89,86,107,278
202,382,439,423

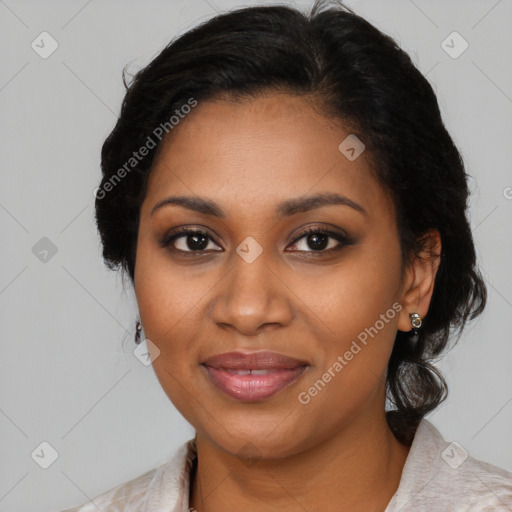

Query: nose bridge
210,244,293,333
228,240,275,311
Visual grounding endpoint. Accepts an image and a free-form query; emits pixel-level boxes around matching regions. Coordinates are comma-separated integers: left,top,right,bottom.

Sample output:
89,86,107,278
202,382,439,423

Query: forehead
143,93,391,219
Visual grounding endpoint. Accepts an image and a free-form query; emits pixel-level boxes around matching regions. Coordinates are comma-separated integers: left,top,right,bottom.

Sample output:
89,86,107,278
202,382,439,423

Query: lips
201,351,308,401
202,351,307,370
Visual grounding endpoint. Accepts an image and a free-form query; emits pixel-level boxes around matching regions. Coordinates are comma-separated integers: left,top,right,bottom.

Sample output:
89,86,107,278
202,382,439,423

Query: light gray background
1,0,511,510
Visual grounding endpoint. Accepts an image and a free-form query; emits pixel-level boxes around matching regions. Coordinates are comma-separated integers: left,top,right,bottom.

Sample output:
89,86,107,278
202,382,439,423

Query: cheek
293,236,402,399
292,239,402,341
134,255,204,413
133,237,223,408
134,236,210,340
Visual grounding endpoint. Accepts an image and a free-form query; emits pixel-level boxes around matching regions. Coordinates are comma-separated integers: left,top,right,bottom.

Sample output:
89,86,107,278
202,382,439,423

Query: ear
397,229,442,332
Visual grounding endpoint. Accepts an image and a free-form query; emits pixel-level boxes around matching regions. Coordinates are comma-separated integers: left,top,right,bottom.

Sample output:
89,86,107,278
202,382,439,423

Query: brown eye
161,228,223,253
287,228,350,252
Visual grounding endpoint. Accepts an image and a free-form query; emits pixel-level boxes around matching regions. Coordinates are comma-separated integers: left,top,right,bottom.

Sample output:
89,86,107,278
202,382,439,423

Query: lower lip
203,365,308,402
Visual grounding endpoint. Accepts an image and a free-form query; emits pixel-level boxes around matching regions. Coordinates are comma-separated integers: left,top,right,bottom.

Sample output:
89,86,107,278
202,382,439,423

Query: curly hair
95,0,487,443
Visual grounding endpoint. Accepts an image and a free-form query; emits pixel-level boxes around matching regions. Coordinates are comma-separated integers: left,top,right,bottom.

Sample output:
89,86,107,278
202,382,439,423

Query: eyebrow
150,192,367,218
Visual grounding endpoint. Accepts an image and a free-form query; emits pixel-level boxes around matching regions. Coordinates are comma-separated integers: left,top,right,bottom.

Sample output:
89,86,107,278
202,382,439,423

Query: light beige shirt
61,419,512,511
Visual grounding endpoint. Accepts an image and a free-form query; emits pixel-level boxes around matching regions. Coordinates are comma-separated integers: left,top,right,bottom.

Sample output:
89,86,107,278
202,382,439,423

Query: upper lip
202,351,308,370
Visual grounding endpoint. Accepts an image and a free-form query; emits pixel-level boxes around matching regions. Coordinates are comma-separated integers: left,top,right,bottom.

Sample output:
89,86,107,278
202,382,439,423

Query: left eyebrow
276,192,367,217
150,192,367,218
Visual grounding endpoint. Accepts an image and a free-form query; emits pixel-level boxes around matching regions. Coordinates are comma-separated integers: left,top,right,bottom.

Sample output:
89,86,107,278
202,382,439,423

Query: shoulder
60,466,156,512
60,438,196,512
386,420,512,511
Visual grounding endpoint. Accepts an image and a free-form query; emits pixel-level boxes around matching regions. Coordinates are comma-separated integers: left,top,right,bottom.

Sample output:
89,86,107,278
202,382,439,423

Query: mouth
201,351,309,402
202,365,308,401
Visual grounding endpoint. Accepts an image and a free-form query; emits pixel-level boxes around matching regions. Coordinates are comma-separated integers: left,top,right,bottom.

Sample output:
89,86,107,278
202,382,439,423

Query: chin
196,414,313,461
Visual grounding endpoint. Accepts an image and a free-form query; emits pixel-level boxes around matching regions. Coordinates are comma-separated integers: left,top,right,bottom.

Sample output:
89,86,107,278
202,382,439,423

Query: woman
62,1,512,510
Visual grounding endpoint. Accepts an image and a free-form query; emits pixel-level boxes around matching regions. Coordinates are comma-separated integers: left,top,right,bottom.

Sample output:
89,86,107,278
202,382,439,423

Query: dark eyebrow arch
277,192,367,217
150,192,367,218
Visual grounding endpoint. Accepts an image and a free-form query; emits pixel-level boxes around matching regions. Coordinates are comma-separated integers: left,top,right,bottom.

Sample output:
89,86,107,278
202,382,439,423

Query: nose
209,250,294,336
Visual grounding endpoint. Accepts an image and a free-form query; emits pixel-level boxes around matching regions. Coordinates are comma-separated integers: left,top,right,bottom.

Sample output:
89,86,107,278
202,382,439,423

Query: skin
133,92,441,511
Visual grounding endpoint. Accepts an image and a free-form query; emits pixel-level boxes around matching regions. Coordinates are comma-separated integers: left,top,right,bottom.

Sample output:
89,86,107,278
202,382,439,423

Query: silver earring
410,312,422,337
135,318,143,344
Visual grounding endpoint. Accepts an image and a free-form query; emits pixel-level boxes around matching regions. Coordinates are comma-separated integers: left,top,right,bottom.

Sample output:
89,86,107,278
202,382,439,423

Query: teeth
224,369,272,375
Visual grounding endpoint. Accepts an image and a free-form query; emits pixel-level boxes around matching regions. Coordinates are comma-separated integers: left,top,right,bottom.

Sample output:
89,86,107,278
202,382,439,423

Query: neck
189,408,411,512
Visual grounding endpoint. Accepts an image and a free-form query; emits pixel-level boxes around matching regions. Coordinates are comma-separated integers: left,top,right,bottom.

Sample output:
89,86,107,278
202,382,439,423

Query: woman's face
134,93,418,458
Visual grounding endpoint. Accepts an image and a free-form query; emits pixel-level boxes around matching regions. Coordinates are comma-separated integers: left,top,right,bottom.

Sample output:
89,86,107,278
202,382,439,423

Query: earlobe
397,229,442,332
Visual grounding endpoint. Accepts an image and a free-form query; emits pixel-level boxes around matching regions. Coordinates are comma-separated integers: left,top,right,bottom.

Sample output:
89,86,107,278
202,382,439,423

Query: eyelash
159,226,352,256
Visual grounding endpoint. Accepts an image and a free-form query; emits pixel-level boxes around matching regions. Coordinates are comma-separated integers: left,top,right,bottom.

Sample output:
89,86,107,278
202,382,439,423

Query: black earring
135,319,142,344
